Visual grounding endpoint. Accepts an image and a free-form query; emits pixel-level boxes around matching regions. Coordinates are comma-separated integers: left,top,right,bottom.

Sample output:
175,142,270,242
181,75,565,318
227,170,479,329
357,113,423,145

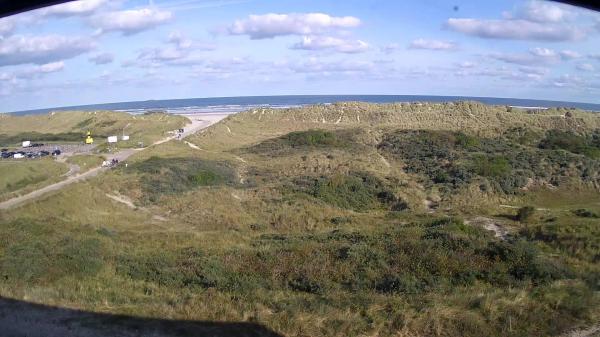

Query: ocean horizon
6,95,600,116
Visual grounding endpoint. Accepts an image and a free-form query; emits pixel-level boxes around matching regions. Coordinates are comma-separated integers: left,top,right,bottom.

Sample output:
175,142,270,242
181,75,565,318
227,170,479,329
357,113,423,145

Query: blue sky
0,0,599,112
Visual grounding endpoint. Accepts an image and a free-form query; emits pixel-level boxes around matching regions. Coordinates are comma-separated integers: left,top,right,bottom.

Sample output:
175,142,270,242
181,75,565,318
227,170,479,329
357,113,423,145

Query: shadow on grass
494,213,517,221
0,296,284,337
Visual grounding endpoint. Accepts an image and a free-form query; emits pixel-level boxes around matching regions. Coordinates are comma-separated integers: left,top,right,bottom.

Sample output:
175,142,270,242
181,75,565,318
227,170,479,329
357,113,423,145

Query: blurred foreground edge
0,296,284,337
0,0,599,18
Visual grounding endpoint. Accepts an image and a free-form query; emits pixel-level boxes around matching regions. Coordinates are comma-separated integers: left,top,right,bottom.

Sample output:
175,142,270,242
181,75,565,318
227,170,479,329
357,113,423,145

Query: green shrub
1,236,105,283
130,157,236,203
285,129,339,147
293,173,403,212
572,209,599,218
455,132,480,149
516,206,536,223
539,130,600,159
288,276,322,294
188,170,223,186
471,155,511,178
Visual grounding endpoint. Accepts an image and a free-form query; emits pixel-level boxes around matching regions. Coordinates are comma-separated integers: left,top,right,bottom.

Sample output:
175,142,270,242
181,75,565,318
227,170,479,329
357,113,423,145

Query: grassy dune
0,102,599,337
0,159,68,201
0,111,187,147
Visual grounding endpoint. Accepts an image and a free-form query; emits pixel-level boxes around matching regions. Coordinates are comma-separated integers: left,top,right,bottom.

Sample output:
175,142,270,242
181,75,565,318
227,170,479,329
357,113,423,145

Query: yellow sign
85,130,94,144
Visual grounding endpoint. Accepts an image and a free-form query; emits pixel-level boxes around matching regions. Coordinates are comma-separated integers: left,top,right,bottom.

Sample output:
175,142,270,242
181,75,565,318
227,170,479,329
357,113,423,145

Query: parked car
52,149,61,156
13,153,24,159
39,150,50,156
31,143,44,147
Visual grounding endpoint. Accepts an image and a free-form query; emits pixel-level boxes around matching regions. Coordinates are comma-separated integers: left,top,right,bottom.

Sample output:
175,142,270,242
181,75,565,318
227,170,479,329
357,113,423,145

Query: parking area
1,144,96,160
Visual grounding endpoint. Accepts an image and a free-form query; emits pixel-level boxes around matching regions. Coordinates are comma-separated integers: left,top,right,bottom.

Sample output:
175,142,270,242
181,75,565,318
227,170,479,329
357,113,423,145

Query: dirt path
0,114,230,210
465,216,509,240
558,325,600,337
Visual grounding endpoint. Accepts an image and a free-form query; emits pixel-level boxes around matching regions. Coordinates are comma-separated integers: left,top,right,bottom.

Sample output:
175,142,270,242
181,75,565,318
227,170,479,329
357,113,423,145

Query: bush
471,155,511,178
285,129,339,147
572,209,599,218
294,173,402,212
516,206,536,223
288,276,321,294
1,236,105,283
539,130,600,159
131,157,236,203
188,170,223,186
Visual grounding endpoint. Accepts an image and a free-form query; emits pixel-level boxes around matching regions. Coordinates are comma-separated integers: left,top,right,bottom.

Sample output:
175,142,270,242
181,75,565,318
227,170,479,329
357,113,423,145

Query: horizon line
5,94,600,114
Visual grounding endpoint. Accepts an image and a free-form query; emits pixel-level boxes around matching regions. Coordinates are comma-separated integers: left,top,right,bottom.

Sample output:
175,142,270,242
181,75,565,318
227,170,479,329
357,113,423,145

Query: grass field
0,158,68,201
66,154,106,173
0,102,599,337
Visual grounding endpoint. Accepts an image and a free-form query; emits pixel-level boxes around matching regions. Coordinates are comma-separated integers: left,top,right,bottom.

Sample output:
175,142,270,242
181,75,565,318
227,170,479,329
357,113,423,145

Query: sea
7,95,600,116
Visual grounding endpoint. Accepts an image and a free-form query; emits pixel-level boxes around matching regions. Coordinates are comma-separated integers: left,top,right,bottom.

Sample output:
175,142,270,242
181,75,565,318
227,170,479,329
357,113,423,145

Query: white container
107,136,118,143
22,141,31,147
122,135,130,141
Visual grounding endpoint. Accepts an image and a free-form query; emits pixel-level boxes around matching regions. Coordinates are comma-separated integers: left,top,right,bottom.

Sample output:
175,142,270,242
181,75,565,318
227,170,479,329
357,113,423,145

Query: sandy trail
0,113,231,210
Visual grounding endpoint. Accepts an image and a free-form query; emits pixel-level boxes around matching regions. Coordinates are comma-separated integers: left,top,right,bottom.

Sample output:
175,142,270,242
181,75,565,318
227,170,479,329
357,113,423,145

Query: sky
0,0,599,112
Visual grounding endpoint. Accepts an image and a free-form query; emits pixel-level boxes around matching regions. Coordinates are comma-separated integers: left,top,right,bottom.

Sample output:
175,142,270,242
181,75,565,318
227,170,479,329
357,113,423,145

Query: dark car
51,149,61,156
31,143,44,147
39,150,50,156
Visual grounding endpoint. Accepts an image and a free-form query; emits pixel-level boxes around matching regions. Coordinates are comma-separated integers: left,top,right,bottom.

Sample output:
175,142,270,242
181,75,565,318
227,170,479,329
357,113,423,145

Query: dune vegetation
0,102,599,337
0,110,187,148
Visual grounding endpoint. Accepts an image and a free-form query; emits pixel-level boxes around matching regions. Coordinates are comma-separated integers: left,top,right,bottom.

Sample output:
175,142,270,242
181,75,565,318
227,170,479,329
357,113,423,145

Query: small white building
107,136,118,143
22,141,31,147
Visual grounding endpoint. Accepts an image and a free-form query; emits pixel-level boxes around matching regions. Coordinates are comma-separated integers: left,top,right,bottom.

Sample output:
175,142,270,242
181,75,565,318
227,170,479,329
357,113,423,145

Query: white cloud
380,43,400,54
89,52,114,65
589,54,600,61
127,32,215,67
0,72,12,81
167,31,215,51
0,17,15,37
409,38,457,51
490,47,563,66
42,0,108,17
446,18,585,41
90,8,172,35
518,66,548,76
290,57,373,74
551,74,584,88
226,13,361,39
454,65,548,82
529,47,556,57
560,50,581,60
13,61,65,79
291,36,368,53
514,1,574,23
38,61,65,73
168,31,193,49
0,35,94,66
457,61,476,69
576,63,595,71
